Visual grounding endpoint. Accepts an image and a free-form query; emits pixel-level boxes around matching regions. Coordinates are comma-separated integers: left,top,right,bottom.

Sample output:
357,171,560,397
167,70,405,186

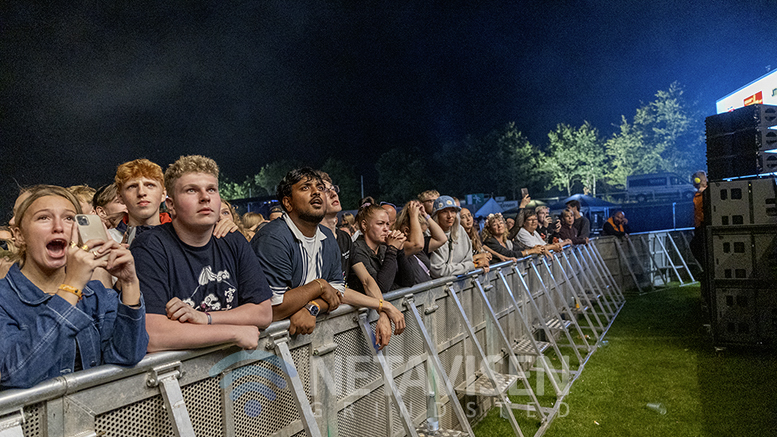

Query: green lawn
473,285,777,436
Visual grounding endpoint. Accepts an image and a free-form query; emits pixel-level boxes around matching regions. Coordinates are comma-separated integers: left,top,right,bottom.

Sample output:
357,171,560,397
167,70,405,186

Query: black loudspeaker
705,178,777,346
706,104,777,137
706,104,777,180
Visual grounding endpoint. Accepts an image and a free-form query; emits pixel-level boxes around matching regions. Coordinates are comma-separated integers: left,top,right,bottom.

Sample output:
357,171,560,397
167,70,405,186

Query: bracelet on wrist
205,311,212,325
58,284,82,301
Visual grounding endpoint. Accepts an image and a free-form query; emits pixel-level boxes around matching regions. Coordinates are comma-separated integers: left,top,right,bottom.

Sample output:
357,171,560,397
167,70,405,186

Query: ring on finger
92,250,99,258
81,244,89,251
70,241,78,248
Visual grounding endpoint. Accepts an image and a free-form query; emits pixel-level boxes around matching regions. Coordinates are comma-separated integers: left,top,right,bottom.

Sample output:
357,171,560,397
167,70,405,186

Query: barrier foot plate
512,338,551,356
454,371,519,397
546,317,572,331
416,424,469,437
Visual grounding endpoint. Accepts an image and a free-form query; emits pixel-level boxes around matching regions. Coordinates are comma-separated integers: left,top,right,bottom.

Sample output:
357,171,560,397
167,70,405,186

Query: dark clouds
1,0,775,215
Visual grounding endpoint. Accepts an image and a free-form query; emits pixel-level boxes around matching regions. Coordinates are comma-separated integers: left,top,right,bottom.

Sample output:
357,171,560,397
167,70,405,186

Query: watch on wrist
305,301,320,317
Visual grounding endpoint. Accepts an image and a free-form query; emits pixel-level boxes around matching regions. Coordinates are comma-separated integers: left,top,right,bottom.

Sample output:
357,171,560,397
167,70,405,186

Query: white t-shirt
517,227,547,248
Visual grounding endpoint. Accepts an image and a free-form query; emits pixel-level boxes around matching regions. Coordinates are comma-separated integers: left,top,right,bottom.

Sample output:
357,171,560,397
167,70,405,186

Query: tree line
220,82,706,209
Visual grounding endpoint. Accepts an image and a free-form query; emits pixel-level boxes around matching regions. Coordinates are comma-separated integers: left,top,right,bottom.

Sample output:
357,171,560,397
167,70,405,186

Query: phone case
76,214,109,245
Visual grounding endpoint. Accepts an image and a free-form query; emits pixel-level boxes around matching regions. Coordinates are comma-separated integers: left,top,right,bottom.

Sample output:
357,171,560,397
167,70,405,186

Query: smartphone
521,188,529,198
76,214,110,245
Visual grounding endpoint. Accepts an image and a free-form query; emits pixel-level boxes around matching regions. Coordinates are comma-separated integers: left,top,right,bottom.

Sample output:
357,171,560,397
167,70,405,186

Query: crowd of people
0,155,628,390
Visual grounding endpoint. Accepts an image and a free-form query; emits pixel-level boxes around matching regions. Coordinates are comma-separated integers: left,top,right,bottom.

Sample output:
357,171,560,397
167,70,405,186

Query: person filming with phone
0,185,148,389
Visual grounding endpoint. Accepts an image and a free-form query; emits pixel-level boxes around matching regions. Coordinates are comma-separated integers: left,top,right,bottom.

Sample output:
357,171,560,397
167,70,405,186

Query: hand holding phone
76,214,110,244
76,214,111,260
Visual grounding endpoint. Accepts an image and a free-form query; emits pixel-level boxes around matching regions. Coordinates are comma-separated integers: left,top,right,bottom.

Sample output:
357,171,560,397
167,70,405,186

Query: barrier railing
597,229,697,293
0,233,690,437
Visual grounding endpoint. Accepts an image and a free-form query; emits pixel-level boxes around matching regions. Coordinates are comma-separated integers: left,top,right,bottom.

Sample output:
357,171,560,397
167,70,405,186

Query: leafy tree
478,123,545,199
605,116,662,187
320,157,360,209
376,148,433,205
219,176,252,201
254,160,300,196
606,82,705,187
541,122,605,196
430,123,544,200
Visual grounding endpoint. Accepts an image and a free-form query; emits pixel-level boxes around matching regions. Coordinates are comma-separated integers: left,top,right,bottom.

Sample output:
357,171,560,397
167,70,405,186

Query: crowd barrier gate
0,232,696,437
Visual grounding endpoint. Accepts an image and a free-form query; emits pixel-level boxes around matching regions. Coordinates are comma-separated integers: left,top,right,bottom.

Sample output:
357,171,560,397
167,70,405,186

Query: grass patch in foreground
473,285,777,436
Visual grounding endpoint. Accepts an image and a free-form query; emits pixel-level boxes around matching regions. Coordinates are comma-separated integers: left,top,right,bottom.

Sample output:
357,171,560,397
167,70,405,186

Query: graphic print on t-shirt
182,265,237,311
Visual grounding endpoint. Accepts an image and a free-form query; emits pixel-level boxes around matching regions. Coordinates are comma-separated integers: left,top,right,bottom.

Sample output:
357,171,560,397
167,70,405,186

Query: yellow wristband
378,299,384,312
58,284,82,301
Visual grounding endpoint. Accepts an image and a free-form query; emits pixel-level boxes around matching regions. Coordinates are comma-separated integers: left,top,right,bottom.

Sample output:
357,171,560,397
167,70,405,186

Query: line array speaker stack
705,104,777,180
704,104,777,346
703,178,777,345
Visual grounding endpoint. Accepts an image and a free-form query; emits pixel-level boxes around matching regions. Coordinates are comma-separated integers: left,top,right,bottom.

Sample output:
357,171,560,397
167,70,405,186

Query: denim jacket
0,265,149,389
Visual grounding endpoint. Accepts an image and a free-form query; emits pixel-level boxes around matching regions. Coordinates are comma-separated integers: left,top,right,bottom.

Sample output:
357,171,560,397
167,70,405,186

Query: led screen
716,69,777,113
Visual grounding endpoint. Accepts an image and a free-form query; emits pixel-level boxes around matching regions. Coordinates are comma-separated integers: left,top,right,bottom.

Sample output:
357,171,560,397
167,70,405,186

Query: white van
627,172,696,202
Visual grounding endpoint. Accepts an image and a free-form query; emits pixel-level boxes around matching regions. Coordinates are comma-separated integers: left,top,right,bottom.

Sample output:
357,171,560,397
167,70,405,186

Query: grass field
472,284,777,436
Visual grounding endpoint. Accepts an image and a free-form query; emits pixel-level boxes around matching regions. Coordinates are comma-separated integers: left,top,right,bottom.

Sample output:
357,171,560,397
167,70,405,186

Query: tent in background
548,194,620,232
547,194,619,212
474,198,503,217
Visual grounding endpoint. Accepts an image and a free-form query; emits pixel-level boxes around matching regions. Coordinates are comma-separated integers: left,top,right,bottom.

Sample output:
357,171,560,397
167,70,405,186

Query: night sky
1,0,775,216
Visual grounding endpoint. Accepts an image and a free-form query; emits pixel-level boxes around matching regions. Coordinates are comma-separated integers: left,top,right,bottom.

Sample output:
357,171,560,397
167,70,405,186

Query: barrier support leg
268,332,323,437
146,362,196,437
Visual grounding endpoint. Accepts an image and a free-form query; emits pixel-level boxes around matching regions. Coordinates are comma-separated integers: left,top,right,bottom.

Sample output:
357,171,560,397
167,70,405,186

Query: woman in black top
392,200,447,287
348,204,406,293
482,213,543,264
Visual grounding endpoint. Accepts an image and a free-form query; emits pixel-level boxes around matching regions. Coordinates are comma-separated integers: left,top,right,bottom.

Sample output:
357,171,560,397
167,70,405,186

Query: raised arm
425,214,448,252
401,201,425,255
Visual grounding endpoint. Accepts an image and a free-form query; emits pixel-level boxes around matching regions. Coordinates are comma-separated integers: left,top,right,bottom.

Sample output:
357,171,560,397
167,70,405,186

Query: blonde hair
462,213,484,253
242,212,264,230
355,204,386,234
68,185,96,207
220,199,248,238
481,213,506,245
13,185,82,265
435,210,461,242
164,155,220,197
417,190,440,202
115,159,164,191
341,212,355,226
393,201,426,233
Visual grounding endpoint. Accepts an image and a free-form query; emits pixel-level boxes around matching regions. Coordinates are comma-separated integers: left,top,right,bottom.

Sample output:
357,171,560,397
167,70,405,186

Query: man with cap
429,195,489,278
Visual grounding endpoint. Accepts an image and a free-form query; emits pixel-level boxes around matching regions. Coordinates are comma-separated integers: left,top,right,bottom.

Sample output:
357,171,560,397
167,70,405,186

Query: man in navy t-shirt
132,155,272,352
252,167,405,343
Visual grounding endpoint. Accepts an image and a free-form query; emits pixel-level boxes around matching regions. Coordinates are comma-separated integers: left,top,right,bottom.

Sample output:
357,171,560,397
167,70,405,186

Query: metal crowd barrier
0,232,692,437
596,229,697,293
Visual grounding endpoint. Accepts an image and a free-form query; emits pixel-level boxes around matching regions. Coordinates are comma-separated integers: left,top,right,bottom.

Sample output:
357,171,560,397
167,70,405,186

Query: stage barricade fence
0,233,690,437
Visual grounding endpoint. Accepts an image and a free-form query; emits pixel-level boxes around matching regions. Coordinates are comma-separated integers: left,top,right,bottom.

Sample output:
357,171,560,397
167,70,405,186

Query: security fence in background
603,229,697,293
0,232,696,437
